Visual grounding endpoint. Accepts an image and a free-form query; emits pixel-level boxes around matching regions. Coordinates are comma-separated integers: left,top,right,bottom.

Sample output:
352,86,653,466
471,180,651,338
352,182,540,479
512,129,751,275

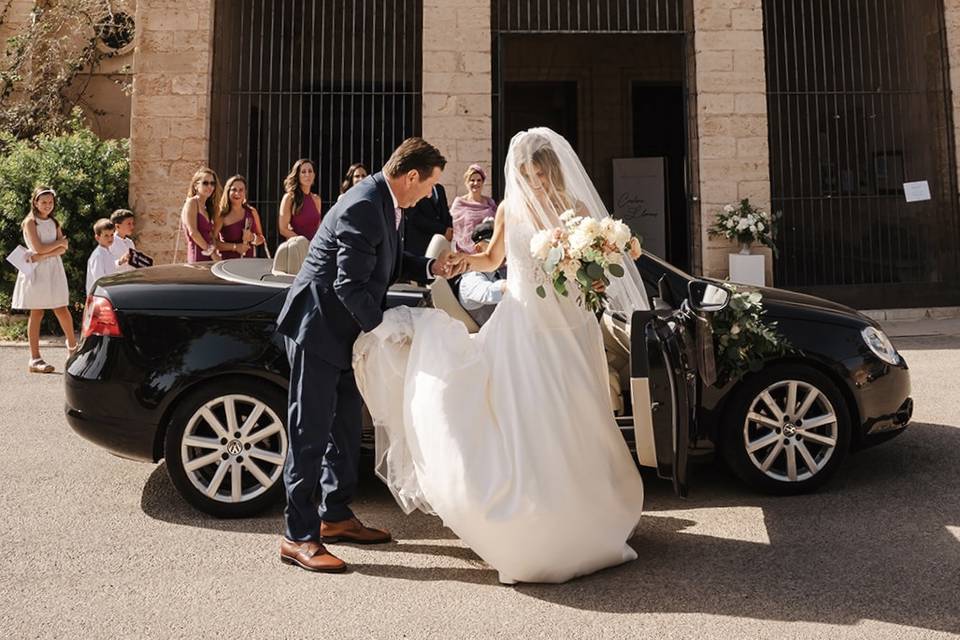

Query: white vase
738,241,752,255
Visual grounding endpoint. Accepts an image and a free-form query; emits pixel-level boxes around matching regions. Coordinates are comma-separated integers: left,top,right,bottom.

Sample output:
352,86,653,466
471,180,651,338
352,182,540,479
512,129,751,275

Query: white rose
737,219,750,231
579,218,601,238
559,209,576,224
530,231,553,261
723,204,735,213
612,220,631,247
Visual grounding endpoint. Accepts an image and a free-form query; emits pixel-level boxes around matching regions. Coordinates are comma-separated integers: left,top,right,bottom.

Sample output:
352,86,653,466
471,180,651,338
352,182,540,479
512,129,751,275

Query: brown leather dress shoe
321,516,392,544
279,538,347,573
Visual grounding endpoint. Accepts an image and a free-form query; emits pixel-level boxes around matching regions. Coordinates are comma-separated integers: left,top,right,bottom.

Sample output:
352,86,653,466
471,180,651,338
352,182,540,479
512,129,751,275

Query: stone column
128,0,215,263
421,0,493,203
945,1,960,191
693,0,773,282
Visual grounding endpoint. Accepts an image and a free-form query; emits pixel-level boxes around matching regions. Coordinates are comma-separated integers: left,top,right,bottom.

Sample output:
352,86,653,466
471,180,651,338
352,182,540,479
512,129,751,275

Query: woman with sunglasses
180,167,223,262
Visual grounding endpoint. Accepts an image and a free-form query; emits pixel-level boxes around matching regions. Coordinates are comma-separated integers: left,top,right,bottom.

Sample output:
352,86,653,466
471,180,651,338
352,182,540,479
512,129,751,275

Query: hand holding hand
446,252,469,276
627,237,642,260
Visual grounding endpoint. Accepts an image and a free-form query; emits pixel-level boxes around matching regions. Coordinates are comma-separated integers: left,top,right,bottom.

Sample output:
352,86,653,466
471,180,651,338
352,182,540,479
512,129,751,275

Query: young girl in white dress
12,187,77,373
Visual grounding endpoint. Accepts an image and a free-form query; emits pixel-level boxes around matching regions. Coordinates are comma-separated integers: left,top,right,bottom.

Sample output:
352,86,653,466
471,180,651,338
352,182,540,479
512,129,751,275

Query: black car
65,256,912,516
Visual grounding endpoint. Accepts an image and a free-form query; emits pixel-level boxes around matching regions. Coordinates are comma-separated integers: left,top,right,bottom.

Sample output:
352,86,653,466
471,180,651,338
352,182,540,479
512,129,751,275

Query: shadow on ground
142,422,959,632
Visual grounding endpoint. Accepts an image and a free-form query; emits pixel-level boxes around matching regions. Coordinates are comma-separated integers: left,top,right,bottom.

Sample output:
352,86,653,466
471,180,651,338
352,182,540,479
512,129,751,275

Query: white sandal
28,358,55,374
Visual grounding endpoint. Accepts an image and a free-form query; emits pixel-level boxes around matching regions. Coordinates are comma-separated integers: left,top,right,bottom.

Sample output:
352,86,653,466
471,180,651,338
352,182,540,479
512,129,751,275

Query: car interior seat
272,235,310,276
600,312,632,416
424,234,480,334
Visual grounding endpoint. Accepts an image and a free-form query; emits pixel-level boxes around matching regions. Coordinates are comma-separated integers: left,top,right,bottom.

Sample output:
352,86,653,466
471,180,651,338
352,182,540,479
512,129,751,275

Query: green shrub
0,111,129,322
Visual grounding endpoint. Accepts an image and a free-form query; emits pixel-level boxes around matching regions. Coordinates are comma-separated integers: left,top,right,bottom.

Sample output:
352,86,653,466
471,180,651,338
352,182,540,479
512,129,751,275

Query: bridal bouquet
530,210,641,313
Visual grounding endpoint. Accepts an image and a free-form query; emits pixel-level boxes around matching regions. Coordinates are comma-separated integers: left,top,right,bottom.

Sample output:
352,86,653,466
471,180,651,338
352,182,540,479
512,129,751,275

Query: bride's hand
592,280,606,293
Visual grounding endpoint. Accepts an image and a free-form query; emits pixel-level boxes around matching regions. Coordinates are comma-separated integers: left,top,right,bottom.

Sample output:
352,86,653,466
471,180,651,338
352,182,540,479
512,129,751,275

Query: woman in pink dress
215,175,265,258
278,158,322,241
180,167,222,263
450,164,498,253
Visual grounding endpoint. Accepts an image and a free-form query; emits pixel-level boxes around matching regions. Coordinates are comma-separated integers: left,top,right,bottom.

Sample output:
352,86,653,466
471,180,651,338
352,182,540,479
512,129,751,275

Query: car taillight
82,295,123,338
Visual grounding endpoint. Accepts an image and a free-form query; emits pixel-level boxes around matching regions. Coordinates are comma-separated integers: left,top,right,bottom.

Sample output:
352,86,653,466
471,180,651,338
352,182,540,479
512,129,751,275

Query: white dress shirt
458,269,506,326
86,244,117,295
108,234,136,273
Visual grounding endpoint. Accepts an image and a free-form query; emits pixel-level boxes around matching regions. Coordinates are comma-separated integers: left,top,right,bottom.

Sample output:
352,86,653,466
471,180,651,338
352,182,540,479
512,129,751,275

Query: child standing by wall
12,186,77,373
86,219,117,295
108,209,136,273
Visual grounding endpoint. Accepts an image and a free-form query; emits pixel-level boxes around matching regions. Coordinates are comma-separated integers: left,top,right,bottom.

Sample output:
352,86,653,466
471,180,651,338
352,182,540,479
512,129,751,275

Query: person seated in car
457,218,506,327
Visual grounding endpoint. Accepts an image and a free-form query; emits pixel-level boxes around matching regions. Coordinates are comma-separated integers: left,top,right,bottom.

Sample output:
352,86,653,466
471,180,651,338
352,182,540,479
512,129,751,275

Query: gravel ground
0,337,957,639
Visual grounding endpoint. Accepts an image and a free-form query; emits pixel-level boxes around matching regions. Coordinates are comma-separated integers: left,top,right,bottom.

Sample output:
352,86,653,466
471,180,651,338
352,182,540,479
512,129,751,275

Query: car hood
94,263,284,311
727,282,875,329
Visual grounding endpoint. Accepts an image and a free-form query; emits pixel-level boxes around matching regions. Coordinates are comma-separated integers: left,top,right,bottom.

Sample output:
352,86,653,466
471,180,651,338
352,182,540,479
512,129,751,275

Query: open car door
629,308,692,497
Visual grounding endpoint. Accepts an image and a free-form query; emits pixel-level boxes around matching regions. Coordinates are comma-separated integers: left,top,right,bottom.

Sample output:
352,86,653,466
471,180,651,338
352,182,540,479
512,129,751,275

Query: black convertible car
65,255,912,517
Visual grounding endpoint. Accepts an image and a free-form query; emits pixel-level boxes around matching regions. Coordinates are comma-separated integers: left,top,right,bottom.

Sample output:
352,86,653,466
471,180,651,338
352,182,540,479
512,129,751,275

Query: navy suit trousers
283,337,361,541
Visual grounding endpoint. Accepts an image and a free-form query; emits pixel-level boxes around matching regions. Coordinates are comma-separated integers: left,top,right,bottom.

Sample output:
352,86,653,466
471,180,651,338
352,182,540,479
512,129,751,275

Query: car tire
164,378,288,517
722,364,851,495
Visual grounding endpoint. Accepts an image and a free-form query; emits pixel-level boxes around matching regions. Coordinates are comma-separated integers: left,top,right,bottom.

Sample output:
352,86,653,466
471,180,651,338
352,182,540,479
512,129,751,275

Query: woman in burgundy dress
180,167,222,263
278,158,322,241
216,175,265,258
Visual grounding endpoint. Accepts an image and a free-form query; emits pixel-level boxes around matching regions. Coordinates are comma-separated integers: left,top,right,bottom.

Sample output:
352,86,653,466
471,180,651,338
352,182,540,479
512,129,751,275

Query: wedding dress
353,129,648,584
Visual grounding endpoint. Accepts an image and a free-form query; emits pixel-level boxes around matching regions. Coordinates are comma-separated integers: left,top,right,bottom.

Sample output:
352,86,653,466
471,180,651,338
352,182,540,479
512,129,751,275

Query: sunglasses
199,180,216,187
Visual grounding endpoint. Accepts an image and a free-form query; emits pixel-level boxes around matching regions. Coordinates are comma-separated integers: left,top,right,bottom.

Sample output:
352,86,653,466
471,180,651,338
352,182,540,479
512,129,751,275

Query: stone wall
692,0,773,282
128,0,215,263
421,0,493,203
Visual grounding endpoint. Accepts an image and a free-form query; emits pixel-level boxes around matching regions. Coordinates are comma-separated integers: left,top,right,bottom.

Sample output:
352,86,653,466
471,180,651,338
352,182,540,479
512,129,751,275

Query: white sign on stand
729,253,766,287
612,158,667,257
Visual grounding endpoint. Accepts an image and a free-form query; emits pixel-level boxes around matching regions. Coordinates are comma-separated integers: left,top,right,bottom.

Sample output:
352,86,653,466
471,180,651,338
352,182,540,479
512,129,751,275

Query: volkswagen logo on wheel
226,439,243,456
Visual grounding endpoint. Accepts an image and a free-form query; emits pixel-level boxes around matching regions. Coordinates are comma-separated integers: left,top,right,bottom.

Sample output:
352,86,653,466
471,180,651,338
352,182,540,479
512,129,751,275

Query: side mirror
688,280,731,313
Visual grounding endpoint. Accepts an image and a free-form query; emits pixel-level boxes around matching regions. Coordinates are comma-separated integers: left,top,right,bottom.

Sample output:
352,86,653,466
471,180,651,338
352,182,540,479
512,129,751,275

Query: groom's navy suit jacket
276,172,431,369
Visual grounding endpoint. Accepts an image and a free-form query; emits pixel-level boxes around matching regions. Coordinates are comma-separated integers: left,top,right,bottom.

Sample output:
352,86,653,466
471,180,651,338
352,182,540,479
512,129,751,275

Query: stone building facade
6,0,960,308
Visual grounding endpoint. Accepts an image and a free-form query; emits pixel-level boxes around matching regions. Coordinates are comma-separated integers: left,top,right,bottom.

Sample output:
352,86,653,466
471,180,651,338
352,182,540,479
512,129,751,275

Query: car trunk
96,262,286,312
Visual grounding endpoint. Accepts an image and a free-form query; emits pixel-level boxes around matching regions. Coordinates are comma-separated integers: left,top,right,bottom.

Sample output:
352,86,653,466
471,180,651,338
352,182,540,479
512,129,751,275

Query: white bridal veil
502,127,650,313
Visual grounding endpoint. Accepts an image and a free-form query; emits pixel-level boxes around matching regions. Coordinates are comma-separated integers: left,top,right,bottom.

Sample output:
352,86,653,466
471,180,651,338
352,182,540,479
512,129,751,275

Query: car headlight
861,326,900,365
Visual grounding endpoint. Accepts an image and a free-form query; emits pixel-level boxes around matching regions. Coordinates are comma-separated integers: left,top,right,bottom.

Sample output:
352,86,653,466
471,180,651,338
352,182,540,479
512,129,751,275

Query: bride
353,128,649,584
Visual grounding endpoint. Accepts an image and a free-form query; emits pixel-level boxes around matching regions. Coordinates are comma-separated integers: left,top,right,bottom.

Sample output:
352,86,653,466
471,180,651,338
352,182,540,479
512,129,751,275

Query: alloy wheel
743,380,838,483
180,394,287,503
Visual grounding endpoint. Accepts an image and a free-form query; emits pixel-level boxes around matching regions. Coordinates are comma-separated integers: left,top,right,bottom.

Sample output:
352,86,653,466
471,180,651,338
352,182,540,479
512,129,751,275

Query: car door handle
651,401,662,413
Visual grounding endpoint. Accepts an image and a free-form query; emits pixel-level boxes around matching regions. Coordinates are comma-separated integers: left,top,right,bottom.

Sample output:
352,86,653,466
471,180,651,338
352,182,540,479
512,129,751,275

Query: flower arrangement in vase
708,199,779,256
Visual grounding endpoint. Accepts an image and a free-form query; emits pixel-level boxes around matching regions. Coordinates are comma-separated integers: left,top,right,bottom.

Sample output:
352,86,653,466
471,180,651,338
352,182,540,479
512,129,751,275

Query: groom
275,138,451,572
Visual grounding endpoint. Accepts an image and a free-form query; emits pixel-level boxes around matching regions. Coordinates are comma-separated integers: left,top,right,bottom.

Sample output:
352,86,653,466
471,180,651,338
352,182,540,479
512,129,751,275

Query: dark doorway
632,84,688,269
503,81,578,152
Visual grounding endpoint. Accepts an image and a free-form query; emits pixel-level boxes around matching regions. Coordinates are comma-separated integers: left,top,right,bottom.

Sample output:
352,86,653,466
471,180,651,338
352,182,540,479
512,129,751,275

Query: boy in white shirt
86,218,118,295
108,209,137,273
